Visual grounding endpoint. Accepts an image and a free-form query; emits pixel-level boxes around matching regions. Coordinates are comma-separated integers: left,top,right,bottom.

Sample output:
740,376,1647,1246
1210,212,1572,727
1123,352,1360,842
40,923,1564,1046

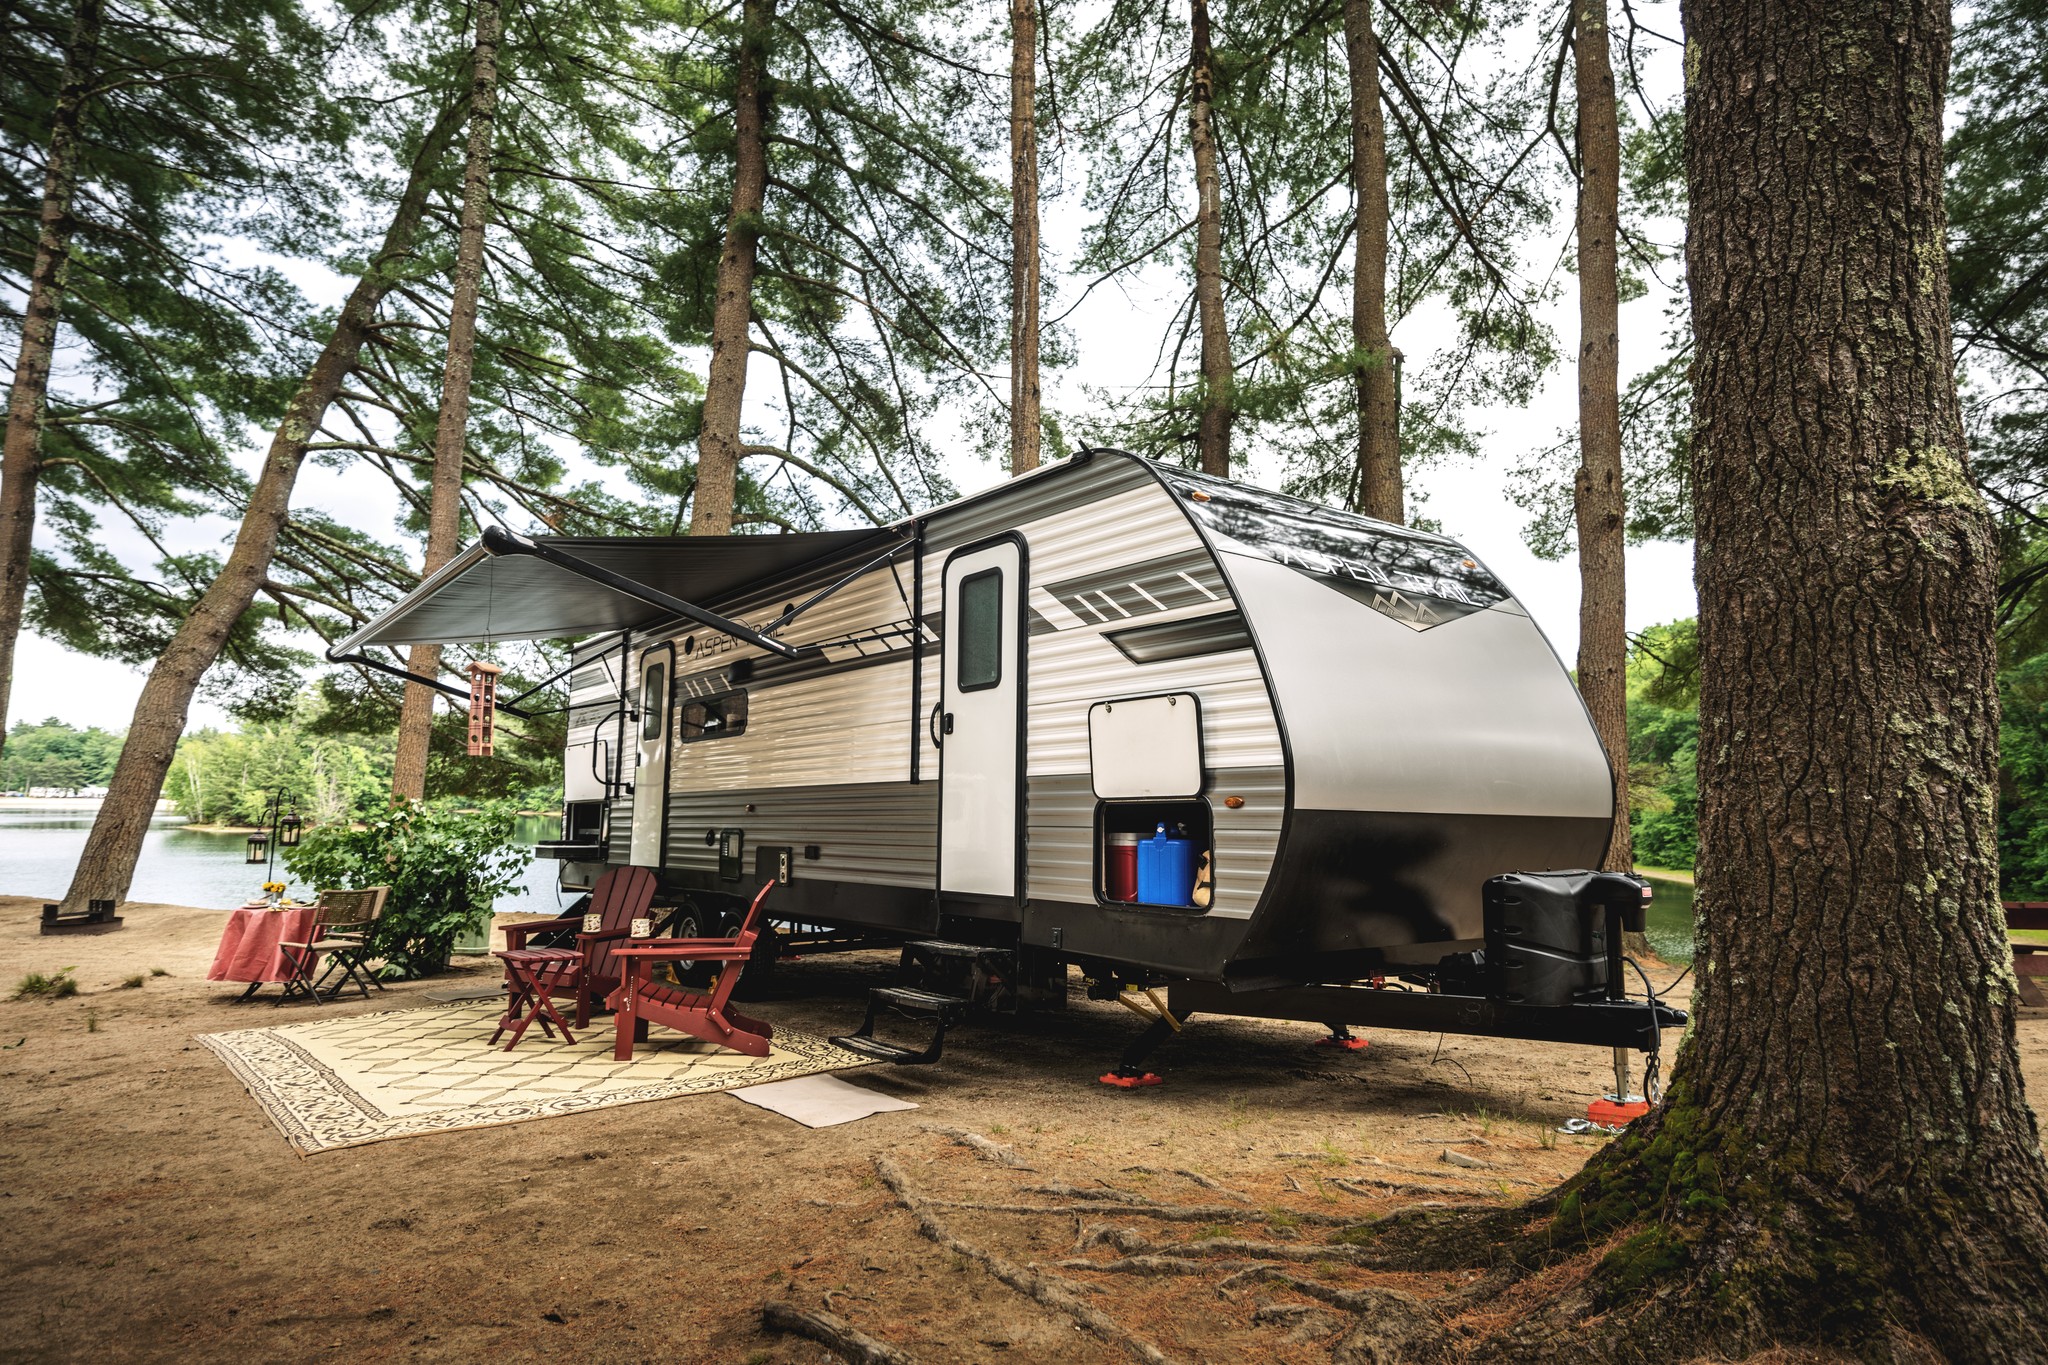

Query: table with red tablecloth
208,907,320,997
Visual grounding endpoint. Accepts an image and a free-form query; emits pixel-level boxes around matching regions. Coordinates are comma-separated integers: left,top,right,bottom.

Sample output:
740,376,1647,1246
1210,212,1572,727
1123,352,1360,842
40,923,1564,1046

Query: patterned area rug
198,1000,872,1154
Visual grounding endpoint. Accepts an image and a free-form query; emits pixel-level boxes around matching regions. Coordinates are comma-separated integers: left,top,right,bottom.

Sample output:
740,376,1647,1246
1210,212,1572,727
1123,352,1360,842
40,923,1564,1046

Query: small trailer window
680,691,749,743
640,663,667,739
957,568,1003,691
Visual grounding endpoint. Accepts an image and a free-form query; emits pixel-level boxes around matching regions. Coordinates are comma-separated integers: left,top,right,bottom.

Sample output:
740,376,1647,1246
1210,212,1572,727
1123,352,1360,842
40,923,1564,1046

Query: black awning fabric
330,530,897,652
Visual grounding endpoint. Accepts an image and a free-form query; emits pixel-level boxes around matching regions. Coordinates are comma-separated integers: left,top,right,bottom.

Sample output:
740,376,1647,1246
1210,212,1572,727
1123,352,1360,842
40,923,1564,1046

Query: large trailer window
1154,467,1510,631
640,663,667,739
956,567,1003,691
680,691,749,742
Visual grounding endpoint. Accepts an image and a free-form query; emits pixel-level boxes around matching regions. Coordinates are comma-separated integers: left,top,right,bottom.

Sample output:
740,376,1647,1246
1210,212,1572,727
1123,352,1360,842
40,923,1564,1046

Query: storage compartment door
1089,693,1203,799
939,540,1023,898
629,643,673,866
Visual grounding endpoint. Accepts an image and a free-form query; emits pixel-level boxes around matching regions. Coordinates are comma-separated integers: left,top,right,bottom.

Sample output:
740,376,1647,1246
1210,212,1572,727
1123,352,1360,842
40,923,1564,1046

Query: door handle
929,702,945,750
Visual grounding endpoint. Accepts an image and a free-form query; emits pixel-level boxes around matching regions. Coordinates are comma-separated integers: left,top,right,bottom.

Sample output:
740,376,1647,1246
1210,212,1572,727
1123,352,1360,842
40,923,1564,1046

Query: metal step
872,985,970,1014
829,1033,938,1064
905,939,1005,959
830,983,969,1066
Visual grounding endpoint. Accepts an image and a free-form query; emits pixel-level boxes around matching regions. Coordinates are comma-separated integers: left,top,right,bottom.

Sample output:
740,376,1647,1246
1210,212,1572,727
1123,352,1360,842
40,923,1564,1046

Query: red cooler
1105,832,1140,902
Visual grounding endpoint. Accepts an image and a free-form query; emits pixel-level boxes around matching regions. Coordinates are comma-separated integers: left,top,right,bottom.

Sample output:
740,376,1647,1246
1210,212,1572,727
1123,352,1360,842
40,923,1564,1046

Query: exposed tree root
912,1195,1355,1226
761,1300,917,1364
1121,1165,1254,1201
1028,1181,1156,1203
1331,1176,1478,1198
1225,1268,1450,1363
873,1156,1182,1365
919,1125,1034,1169
1063,1233,1384,1267
1057,1254,1279,1277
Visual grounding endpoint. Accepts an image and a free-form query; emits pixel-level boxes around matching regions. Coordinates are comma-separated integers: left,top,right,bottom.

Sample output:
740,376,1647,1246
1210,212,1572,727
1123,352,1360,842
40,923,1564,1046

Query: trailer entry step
830,985,970,1065
904,939,1005,959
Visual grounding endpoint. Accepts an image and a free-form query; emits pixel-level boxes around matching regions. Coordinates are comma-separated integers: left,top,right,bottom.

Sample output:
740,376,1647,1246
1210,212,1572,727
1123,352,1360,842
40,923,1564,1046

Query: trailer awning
328,529,899,654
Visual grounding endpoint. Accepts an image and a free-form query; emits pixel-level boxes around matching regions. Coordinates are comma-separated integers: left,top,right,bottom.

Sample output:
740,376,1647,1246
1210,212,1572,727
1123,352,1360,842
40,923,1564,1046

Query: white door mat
729,1073,918,1127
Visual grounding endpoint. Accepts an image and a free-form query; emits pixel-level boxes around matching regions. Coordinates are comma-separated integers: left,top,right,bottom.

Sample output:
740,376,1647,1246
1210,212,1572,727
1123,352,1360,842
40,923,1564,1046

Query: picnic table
2007,903,2048,1007
208,906,322,1001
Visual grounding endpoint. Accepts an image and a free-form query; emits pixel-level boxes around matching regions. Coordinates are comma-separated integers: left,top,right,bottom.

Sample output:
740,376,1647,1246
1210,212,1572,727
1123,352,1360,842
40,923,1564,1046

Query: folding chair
310,886,390,999
276,888,383,1005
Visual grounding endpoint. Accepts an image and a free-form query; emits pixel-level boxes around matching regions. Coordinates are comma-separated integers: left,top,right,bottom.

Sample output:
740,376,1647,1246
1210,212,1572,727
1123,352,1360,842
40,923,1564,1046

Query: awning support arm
759,536,916,639
480,526,810,661
326,649,537,719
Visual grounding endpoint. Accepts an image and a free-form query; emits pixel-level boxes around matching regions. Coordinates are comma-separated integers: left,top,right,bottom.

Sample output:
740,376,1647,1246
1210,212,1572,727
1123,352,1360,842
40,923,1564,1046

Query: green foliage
12,968,79,999
281,798,531,978
1998,650,2048,898
1627,620,1699,871
0,718,122,793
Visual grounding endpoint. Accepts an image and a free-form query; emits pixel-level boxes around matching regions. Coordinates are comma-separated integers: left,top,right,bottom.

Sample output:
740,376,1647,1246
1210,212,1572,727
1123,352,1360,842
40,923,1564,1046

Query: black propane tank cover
1482,871,1611,1008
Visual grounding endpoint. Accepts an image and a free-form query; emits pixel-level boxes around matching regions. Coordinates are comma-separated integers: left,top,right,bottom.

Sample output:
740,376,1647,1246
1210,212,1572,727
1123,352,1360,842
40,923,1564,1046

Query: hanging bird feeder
467,660,506,756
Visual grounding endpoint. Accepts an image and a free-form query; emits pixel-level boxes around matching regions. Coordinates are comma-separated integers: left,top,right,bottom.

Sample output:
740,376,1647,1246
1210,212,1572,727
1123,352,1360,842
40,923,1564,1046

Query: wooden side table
491,947,584,1050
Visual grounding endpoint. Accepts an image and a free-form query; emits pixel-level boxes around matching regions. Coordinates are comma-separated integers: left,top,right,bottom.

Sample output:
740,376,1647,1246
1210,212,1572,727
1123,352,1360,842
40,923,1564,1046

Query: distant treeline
1,718,121,793
158,693,562,828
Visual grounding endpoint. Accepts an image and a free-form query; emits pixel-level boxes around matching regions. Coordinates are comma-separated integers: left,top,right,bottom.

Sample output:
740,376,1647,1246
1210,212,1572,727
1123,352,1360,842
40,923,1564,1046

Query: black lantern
278,812,303,848
245,831,269,864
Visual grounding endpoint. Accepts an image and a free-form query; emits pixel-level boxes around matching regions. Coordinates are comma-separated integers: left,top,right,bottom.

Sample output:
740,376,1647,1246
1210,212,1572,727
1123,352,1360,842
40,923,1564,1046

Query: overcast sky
9,1,1695,735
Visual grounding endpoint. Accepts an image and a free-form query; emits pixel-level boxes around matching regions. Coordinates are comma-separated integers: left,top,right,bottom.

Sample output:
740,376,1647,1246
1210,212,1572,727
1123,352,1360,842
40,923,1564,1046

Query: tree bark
691,0,776,535
1510,1,2048,1355
1341,0,1400,524
56,110,458,915
1570,0,1632,893
1008,0,1042,477
1187,0,1233,480
0,0,101,763
391,0,501,805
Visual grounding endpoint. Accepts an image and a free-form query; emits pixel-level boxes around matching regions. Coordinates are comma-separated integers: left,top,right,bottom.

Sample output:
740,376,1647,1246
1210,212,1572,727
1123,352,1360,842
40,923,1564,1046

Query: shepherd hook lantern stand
246,787,303,893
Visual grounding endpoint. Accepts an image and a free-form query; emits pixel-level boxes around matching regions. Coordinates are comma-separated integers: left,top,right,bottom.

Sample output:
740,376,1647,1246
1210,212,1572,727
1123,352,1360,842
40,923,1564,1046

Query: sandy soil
3,896,2042,1364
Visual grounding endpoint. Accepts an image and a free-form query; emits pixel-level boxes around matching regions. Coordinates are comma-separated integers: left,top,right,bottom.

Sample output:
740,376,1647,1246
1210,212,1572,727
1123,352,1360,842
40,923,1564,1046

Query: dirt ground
4,897,2043,1364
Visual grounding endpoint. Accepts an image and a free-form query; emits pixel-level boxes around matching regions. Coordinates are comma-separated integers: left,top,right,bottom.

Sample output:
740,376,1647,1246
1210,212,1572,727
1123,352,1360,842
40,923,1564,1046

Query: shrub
283,799,531,979
120,974,145,989
12,968,79,1000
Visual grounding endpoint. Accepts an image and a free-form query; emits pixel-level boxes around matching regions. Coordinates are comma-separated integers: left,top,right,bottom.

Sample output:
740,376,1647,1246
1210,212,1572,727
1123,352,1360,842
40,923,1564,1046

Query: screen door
939,540,1023,898
629,643,673,867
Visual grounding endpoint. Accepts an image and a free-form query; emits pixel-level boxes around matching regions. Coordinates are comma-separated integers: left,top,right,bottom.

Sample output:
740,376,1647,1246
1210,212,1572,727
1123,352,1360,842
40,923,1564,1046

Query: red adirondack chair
499,865,659,1029
609,880,777,1060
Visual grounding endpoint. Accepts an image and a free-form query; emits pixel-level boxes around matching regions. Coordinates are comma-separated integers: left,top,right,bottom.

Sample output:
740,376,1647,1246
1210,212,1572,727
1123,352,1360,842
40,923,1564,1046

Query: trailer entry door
939,539,1023,899
629,642,673,866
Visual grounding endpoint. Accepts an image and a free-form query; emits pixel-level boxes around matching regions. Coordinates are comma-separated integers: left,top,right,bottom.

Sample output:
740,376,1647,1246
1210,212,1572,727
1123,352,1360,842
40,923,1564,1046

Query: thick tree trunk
1341,0,1400,523
1507,1,2048,1356
391,0,501,805
691,0,775,535
1187,0,1233,480
56,112,457,915
0,0,101,762
1570,0,1632,890
1008,0,1042,477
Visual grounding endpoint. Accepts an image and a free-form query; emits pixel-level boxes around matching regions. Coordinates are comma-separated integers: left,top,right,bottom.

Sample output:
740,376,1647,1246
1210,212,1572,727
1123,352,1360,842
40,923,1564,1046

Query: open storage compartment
1095,799,1213,910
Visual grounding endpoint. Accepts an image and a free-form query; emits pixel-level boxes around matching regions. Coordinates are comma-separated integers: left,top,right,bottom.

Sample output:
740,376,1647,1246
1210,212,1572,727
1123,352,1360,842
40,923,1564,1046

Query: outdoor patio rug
198,1000,873,1154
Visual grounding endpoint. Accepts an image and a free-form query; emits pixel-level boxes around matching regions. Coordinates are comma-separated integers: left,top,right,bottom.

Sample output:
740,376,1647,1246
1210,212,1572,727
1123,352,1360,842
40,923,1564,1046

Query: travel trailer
332,449,1683,1080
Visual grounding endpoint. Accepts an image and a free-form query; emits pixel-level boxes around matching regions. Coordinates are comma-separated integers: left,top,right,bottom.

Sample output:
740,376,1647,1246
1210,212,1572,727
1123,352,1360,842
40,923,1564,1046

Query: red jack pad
1099,1071,1165,1088
1315,1037,1369,1051
1587,1096,1651,1126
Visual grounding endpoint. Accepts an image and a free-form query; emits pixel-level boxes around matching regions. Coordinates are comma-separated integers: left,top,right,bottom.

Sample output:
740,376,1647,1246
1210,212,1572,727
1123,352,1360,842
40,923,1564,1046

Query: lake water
0,810,575,917
1641,874,1696,963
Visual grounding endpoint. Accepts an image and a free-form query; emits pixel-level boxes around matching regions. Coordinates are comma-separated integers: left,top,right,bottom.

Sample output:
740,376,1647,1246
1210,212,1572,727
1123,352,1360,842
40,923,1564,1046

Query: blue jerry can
1136,823,1197,907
